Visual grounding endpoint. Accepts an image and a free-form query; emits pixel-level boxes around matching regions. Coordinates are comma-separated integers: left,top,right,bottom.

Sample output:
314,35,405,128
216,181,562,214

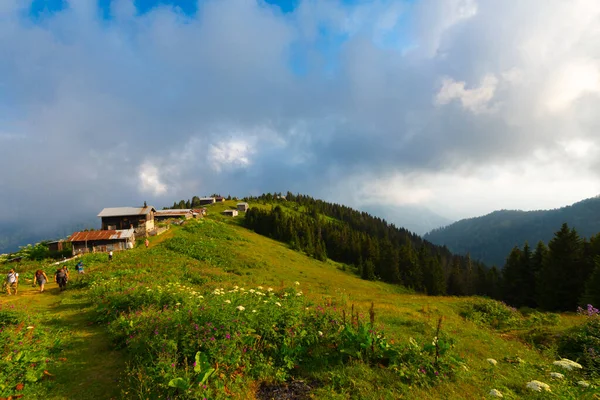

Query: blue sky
27,0,415,77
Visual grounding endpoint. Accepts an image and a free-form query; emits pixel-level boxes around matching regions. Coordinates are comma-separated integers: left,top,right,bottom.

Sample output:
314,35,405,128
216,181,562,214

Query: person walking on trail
5,268,19,295
75,260,85,274
34,269,49,292
55,267,68,291
145,239,149,249
108,250,113,262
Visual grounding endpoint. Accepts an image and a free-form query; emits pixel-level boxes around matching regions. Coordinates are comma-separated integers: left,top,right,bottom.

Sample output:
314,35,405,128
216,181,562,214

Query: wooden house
97,206,156,235
199,197,216,205
237,202,249,212
192,208,207,218
47,240,65,253
215,196,226,203
222,209,238,217
68,229,135,255
155,209,193,221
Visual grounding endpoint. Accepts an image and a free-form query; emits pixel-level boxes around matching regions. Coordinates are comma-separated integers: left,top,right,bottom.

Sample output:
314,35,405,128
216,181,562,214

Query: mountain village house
237,202,249,212
97,205,156,235
199,197,216,205
68,229,135,255
222,209,239,217
192,208,207,217
154,209,194,221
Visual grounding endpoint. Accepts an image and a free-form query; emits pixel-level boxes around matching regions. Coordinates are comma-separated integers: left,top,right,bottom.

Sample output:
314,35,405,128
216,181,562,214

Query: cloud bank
1,0,600,242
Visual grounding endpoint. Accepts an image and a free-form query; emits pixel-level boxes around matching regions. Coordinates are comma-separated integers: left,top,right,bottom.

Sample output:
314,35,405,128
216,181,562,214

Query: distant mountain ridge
360,204,453,236
423,196,600,266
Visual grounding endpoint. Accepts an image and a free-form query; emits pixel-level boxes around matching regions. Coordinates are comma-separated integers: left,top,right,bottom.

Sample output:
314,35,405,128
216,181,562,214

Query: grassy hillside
1,201,599,399
424,196,600,266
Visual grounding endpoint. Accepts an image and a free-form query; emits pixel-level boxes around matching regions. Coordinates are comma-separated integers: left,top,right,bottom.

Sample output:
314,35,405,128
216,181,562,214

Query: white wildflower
252,310,257,313
267,288,273,292
487,358,498,366
577,380,590,388
257,286,263,290
234,286,239,289
198,295,204,299
240,288,245,291
553,359,583,370
275,302,282,307
224,300,231,304
249,289,255,293
236,305,245,311
550,372,564,379
26,326,34,330
318,331,323,336
284,293,289,297
489,389,503,398
526,380,551,392
296,292,302,296
294,281,300,285
175,303,181,306
263,300,268,303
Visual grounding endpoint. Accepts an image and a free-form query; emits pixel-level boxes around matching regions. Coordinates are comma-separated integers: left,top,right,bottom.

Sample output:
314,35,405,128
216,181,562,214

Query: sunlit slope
154,214,591,399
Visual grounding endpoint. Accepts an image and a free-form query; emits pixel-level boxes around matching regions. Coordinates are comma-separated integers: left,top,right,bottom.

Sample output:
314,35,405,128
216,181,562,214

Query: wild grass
1,210,599,399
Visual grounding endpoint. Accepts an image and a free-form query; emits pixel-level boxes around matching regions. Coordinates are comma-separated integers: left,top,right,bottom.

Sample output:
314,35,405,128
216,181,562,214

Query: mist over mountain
424,196,600,267
360,204,452,236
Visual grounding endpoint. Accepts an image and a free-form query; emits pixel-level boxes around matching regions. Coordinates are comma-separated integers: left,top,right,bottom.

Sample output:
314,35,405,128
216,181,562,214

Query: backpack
56,270,66,279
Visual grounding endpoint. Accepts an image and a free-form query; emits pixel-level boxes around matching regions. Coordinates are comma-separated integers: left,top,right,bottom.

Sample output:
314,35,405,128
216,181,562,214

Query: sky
1,0,600,241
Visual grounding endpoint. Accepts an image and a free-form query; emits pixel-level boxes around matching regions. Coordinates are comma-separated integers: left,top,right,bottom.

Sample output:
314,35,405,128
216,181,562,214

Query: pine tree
447,257,465,296
580,256,600,307
520,242,537,307
538,223,585,311
502,246,523,307
362,259,376,281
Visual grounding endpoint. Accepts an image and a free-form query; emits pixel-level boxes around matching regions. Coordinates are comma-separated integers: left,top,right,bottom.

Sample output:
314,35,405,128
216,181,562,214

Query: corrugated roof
155,209,192,216
97,206,156,217
68,229,135,242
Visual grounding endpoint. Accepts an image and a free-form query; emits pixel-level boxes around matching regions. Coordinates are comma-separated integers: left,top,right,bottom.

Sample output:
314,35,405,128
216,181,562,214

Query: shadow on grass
32,290,127,400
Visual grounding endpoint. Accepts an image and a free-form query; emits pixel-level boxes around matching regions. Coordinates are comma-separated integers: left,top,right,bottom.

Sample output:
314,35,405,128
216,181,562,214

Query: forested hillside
424,196,600,266
241,193,499,298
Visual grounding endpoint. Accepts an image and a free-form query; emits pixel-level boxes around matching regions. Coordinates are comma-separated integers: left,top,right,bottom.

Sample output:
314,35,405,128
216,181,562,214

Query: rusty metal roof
97,206,156,218
155,209,193,216
68,229,135,242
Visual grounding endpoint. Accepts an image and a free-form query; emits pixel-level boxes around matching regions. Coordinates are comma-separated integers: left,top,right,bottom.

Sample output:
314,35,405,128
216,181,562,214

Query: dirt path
4,280,126,399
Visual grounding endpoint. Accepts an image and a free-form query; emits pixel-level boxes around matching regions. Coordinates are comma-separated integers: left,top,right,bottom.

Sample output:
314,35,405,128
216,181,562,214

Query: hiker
34,269,49,292
75,260,85,274
145,239,149,249
55,267,68,291
108,251,113,262
5,268,19,295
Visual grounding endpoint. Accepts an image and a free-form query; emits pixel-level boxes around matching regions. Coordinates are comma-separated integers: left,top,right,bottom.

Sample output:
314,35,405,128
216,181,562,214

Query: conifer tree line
166,194,232,209
500,223,600,312
243,193,500,297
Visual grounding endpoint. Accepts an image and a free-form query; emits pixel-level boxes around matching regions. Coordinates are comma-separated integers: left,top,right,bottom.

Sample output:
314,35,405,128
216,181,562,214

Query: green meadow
1,200,599,399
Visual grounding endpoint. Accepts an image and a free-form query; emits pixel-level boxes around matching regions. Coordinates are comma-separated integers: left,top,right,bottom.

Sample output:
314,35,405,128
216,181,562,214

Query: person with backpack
5,268,19,295
34,269,49,292
75,260,84,274
55,267,68,291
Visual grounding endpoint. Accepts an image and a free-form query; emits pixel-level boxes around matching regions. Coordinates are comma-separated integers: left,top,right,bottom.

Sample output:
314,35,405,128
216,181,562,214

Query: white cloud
435,74,498,114
138,163,167,196
545,59,600,112
208,139,254,172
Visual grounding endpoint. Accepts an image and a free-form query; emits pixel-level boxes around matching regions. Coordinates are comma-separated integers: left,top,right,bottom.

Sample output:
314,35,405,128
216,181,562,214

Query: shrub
557,318,600,377
89,282,462,398
461,299,522,330
0,304,64,398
